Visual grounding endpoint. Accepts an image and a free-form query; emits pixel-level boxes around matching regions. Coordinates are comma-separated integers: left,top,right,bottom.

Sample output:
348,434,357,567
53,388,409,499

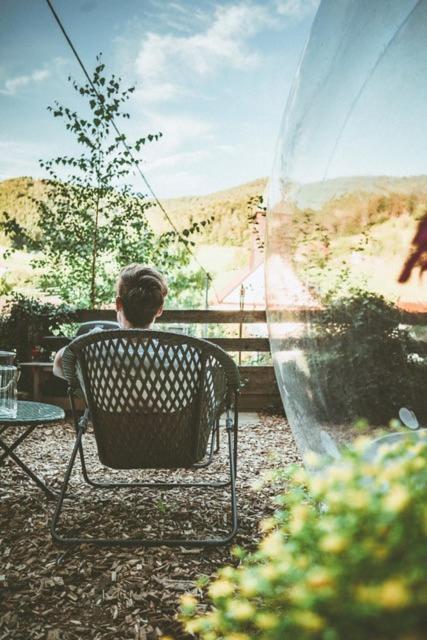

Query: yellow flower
292,468,308,485
225,634,251,640
309,476,329,496
353,436,371,453
328,465,353,483
296,555,309,569
306,568,334,590
208,579,234,599
361,463,377,478
256,612,279,630
239,574,259,597
260,517,276,533
185,619,202,634
204,611,221,627
377,579,410,609
347,489,370,509
260,531,283,556
293,610,325,631
356,579,410,609
410,456,426,471
384,485,410,512
304,450,321,467
410,441,426,457
288,584,309,603
320,533,348,554
326,490,345,507
289,504,310,535
382,464,405,482
260,563,282,581
228,600,255,622
180,594,197,612
219,566,235,580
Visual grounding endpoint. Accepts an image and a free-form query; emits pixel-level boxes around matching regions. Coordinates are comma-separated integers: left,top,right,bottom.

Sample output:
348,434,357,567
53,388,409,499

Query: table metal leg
0,434,58,500
0,424,37,465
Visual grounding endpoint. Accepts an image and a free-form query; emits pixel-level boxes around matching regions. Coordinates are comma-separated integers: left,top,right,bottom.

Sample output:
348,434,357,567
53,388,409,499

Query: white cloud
135,3,273,102
1,67,51,96
275,0,320,18
134,81,180,104
132,112,216,196
141,111,214,153
147,149,209,171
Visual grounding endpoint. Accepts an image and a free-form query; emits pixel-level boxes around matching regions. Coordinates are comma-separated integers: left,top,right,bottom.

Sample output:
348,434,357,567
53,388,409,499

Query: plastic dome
266,0,427,461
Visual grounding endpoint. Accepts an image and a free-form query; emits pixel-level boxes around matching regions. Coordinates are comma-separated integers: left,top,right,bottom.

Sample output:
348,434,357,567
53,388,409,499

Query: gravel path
0,413,299,639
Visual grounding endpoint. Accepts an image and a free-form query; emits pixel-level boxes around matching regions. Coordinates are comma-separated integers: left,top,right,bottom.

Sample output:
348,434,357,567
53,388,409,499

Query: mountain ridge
0,176,267,248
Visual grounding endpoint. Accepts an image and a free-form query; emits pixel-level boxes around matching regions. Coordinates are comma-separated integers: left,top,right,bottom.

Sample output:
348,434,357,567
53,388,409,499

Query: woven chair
75,320,119,336
51,329,240,547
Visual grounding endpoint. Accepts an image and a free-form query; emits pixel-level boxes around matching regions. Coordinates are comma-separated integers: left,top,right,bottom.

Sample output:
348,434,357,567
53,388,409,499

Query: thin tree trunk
90,187,101,309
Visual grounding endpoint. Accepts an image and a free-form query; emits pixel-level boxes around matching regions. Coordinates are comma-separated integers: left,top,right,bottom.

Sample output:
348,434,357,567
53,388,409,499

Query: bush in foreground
181,435,427,640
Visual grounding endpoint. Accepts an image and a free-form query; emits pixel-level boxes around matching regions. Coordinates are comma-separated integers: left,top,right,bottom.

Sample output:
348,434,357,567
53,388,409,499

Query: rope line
44,0,214,289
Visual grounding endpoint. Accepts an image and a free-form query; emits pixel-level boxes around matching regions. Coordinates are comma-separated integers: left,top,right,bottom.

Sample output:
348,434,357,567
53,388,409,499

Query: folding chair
51,329,240,547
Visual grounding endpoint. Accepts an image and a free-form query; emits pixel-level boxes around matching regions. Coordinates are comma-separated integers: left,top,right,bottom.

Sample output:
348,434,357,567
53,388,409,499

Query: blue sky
0,0,318,197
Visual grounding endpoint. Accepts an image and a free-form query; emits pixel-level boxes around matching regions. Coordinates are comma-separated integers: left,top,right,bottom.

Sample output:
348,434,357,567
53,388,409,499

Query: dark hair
117,264,168,327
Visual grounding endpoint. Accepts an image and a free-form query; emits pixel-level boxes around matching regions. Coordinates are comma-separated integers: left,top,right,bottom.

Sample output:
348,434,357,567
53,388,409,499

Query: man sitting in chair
53,263,168,379
49,265,238,547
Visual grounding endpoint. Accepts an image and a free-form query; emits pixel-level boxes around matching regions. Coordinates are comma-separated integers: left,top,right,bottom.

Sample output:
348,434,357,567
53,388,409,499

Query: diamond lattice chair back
51,329,240,547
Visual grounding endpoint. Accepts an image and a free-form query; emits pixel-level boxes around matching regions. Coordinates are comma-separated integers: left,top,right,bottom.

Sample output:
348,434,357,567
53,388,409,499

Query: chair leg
233,398,239,473
50,420,238,547
215,417,221,453
226,419,238,540
191,420,218,469
68,391,100,488
50,427,84,543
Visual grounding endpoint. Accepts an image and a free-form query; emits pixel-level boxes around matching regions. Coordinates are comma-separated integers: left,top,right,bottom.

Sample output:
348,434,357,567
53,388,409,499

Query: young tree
2,56,207,308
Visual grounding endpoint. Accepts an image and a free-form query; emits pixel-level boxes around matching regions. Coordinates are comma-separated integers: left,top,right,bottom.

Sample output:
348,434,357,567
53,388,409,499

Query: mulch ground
0,413,299,640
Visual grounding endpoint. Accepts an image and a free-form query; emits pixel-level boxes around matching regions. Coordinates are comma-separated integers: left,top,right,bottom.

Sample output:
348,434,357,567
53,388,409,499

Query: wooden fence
25,307,426,412
32,309,282,412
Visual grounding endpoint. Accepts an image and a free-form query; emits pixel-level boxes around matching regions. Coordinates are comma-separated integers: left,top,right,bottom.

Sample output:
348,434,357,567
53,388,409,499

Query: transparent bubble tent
266,0,427,461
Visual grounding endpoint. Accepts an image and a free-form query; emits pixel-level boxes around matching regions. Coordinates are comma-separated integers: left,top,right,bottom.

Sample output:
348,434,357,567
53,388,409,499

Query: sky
0,0,318,198
272,0,427,189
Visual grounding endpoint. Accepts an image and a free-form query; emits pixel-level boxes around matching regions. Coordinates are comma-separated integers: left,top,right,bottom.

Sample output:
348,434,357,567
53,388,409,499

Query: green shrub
182,435,427,639
305,290,426,424
0,294,74,360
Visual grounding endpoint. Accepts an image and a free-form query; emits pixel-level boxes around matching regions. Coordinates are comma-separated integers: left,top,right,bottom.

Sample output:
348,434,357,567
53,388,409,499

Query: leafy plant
304,289,426,424
0,294,74,360
182,435,427,639
0,55,208,308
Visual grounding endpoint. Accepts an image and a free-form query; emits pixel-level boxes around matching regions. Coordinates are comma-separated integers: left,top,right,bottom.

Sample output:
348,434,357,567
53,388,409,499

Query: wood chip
0,412,298,639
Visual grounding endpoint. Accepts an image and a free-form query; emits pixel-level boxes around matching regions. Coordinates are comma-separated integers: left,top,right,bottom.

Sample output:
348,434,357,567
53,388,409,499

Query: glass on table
0,351,19,419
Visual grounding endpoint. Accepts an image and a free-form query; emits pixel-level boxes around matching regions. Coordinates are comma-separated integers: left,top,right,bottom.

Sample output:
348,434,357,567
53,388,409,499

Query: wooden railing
41,309,270,354
35,309,281,412
29,307,426,413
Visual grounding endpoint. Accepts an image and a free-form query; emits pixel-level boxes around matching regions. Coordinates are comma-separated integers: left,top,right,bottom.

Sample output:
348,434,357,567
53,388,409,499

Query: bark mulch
0,413,299,640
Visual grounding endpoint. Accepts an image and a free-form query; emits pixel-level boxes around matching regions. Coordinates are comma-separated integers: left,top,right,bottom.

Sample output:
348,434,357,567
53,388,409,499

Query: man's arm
53,346,66,379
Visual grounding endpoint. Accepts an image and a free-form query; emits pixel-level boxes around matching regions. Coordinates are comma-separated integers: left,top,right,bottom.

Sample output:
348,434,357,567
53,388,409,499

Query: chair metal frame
51,329,239,547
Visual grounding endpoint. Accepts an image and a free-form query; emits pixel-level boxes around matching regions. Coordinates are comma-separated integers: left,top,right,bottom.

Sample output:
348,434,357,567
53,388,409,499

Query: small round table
0,400,65,499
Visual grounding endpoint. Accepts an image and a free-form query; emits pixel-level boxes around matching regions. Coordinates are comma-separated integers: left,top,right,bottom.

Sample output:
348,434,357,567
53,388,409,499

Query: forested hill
0,176,267,248
1,174,427,251
148,177,266,245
